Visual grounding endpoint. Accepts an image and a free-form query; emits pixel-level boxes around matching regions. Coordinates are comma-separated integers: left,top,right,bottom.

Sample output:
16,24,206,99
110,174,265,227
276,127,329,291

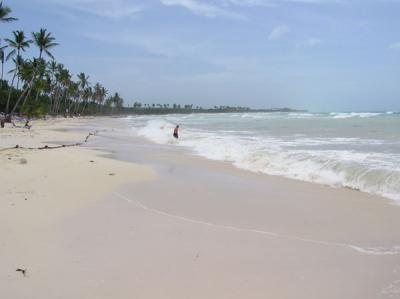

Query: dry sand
0,118,155,298
1,117,400,299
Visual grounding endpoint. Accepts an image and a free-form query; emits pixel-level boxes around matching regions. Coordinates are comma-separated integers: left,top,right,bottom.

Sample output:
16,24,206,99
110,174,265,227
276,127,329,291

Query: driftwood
0,131,97,152
16,268,27,277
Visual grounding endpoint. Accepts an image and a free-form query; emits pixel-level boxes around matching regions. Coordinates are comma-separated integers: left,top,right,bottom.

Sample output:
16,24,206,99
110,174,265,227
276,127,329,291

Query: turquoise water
127,111,400,202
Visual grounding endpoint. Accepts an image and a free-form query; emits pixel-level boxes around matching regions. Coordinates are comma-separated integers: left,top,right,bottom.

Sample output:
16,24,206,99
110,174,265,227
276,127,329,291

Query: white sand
1,117,400,299
0,118,155,298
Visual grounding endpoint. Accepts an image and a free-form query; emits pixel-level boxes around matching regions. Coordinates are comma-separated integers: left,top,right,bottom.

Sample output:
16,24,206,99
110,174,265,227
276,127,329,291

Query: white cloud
158,0,345,20
38,0,143,19
160,0,245,19
389,42,400,50
268,25,290,40
221,0,274,6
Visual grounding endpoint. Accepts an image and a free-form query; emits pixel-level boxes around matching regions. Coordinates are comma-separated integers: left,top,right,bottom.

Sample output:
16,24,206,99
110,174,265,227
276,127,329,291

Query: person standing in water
173,125,179,139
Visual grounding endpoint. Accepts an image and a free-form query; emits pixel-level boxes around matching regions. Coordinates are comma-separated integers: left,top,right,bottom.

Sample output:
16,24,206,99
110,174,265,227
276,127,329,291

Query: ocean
125,111,400,202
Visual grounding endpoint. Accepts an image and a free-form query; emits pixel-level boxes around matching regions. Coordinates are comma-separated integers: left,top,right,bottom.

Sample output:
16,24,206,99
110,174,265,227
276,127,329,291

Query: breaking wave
137,118,400,202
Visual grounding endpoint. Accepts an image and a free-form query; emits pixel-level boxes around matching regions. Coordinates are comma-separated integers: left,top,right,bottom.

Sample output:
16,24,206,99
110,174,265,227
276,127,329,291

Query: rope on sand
0,131,97,152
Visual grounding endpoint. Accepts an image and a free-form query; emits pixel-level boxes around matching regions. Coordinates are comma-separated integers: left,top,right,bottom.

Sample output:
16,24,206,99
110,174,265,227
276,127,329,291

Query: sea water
125,111,400,202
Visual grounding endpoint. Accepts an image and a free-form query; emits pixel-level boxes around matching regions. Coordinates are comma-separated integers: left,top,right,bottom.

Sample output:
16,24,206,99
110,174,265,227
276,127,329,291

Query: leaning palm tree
5,30,32,88
14,29,58,113
0,1,17,23
29,58,49,106
10,58,35,114
4,31,32,113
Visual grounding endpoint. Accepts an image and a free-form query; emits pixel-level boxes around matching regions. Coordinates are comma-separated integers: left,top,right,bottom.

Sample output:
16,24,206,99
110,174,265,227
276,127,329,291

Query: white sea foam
138,113,400,201
115,191,400,256
330,112,382,119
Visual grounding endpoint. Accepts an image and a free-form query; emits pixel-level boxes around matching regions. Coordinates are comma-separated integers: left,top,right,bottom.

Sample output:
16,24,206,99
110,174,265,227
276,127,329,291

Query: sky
1,0,400,111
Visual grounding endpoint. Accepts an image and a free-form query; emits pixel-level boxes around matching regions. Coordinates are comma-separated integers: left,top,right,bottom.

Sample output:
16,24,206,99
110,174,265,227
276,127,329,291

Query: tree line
125,103,303,115
0,1,124,118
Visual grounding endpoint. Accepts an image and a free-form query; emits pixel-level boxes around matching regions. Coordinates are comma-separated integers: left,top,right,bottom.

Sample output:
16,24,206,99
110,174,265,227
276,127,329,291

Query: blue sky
1,0,400,111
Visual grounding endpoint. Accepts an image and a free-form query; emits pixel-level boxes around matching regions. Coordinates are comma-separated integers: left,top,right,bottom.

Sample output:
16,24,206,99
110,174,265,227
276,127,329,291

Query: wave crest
136,118,400,202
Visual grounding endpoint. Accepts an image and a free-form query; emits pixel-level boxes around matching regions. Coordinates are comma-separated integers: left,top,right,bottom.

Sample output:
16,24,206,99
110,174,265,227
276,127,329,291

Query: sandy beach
1,117,400,299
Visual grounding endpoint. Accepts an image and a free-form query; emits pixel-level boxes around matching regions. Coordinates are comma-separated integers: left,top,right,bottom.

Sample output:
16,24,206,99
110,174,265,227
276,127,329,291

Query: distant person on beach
173,125,179,139
24,119,31,130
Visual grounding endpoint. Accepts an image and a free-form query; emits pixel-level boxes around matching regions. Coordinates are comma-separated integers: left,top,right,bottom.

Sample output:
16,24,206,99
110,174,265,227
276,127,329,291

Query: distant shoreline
117,107,307,116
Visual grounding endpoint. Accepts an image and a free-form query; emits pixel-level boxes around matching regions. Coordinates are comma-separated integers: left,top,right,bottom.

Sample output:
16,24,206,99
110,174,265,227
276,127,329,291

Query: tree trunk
80,100,87,115
74,96,82,115
5,71,17,114
10,83,30,114
21,84,34,109
18,51,43,113
0,62,3,89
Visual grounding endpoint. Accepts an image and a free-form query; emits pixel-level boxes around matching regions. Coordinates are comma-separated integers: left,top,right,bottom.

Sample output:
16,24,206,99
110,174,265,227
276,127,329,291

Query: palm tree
99,86,107,113
112,92,123,112
5,31,32,61
10,58,35,114
75,72,89,113
77,72,89,90
93,83,107,113
46,60,57,109
5,31,32,87
67,81,79,114
32,28,58,60
14,29,58,113
80,86,92,115
4,31,32,112
58,67,71,115
52,63,67,114
0,1,17,23
29,58,48,106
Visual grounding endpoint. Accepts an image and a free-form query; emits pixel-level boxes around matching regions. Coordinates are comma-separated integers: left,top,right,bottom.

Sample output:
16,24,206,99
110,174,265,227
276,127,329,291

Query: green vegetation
0,1,124,118
122,104,304,115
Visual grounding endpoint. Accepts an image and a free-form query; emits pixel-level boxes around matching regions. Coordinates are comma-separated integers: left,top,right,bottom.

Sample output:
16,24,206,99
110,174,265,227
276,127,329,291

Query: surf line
114,191,400,256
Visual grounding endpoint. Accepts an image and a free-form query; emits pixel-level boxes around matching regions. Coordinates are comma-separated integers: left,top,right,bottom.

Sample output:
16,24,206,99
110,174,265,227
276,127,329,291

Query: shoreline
1,117,400,298
3,112,397,207
132,113,400,203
